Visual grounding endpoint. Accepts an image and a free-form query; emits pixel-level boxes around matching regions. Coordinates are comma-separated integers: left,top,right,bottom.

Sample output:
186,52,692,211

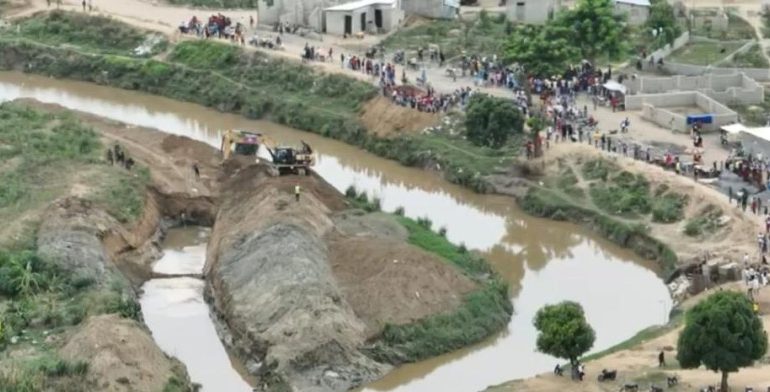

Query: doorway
360,12,366,32
374,9,383,29
344,15,352,35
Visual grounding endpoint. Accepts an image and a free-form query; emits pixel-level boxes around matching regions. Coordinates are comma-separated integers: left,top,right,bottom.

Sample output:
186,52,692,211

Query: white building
401,0,459,20
614,0,650,25
506,0,562,24
323,0,403,35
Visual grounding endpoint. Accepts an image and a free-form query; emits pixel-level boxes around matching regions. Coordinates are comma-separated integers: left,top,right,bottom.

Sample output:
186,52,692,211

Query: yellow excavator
220,129,315,175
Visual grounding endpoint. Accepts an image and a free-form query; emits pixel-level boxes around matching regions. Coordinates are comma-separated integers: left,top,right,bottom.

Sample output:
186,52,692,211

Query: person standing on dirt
192,163,200,179
295,184,301,202
106,149,114,165
46,0,51,7
82,0,86,11
658,350,665,367
88,0,92,12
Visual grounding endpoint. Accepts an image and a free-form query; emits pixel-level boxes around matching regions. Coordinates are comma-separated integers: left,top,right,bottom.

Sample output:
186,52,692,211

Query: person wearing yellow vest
295,184,301,202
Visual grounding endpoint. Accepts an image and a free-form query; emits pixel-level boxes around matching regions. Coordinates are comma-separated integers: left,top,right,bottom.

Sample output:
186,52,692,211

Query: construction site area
1,0,770,391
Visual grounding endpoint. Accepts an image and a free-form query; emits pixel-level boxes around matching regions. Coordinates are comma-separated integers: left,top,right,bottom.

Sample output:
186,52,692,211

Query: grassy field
11,11,165,56
691,13,757,41
345,189,512,363
381,12,511,60
731,94,770,127
718,44,770,69
668,41,745,65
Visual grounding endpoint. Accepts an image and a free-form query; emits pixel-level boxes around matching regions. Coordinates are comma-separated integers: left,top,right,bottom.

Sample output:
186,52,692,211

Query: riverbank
486,282,770,392
3,97,512,391
0,10,516,193
0,100,197,391
489,143,760,281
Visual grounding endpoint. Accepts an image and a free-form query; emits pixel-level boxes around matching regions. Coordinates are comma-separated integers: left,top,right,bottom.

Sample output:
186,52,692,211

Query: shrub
464,94,524,148
651,192,688,223
416,217,433,230
438,226,447,237
394,206,405,216
344,185,358,198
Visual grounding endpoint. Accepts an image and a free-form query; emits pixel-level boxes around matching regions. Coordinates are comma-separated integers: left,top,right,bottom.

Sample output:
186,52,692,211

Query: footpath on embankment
0,98,511,391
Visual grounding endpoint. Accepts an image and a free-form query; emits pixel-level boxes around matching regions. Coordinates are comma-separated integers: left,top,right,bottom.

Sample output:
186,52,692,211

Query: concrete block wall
626,92,697,111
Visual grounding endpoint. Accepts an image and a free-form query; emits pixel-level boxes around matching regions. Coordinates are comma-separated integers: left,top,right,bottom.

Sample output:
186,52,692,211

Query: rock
10,336,18,344
324,370,340,379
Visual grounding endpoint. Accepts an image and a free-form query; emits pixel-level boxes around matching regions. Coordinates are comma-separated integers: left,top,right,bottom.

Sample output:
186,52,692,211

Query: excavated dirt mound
359,96,439,138
327,233,476,337
207,163,477,391
60,314,186,392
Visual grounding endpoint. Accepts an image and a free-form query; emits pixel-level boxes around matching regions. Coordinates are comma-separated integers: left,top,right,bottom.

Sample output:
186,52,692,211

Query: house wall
632,92,738,132
614,2,649,25
623,73,764,106
506,0,558,24
325,5,401,35
402,0,457,19
259,0,347,26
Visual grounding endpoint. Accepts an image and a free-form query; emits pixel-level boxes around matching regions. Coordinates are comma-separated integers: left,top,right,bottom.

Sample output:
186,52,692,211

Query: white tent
603,80,627,95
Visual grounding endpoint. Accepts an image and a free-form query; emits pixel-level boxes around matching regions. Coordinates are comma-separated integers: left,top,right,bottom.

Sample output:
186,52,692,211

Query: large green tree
464,94,524,148
503,24,580,77
677,291,768,392
554,0,627,63
533,301,596,365
646,0,682,48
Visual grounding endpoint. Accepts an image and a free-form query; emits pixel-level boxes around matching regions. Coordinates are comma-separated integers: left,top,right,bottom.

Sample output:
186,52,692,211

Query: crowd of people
384,85,474,113
179,14,248,44
106,144,134,171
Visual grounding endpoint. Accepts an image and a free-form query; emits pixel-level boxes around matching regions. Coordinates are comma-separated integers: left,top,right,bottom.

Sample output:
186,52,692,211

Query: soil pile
60,314,188,392
207,164,477,391
359,95,439,138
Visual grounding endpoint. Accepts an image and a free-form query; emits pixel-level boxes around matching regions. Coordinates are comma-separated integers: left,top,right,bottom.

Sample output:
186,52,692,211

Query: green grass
731,94,770,126
691,13,757,41
581,159,617,181
719,44,770,68
669,41,744,65
590,171,652,217
13,11,164,56
93,167,150,223
684,204,723,237
381,12,512,59
0,352,92,392
651,191,688,223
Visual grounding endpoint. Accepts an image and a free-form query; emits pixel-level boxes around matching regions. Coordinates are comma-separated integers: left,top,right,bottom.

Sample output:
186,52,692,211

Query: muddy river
0,72,673,392
139,226,256,391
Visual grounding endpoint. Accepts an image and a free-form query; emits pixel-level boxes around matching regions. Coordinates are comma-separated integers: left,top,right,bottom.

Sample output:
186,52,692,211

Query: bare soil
60,314,188,392
359,96,439,138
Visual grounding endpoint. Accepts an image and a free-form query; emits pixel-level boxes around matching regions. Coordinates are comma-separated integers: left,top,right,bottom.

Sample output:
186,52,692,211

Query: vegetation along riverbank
0,101,196,391
0,11,518,193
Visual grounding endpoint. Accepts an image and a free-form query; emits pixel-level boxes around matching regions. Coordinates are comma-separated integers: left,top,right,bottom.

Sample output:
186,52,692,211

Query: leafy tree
464,94,524,148
646,0,682,48
503,24,580,77
677,291,768,392
554,0,627,63
533,301,596,365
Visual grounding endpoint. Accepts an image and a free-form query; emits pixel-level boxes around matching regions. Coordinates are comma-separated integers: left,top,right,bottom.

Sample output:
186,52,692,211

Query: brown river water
0,72,673,392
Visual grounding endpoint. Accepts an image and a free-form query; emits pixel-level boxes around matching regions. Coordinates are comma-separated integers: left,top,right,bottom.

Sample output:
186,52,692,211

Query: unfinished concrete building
401,0,459,20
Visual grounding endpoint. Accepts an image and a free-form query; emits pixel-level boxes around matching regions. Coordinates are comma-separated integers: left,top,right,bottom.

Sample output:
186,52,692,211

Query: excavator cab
264,140,315,176
221,130,262,160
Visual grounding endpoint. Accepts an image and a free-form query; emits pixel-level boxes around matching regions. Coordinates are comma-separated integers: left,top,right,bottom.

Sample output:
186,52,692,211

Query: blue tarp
687,114,714,124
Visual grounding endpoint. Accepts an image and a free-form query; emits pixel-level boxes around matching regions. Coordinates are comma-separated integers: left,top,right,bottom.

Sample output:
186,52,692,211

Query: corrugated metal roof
325,0,396,12
615,0,651,7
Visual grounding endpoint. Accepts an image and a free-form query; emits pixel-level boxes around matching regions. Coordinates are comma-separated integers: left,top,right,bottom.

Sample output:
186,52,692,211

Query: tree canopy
554,0,627,63
677,291,768,392
646,0,682,48
503,24,580,77
464,94,524,148
533,301,596,364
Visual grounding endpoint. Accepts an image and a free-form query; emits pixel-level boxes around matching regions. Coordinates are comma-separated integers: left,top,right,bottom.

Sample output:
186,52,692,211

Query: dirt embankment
491,143,759,272
359,95,440,138
206,161,476,391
